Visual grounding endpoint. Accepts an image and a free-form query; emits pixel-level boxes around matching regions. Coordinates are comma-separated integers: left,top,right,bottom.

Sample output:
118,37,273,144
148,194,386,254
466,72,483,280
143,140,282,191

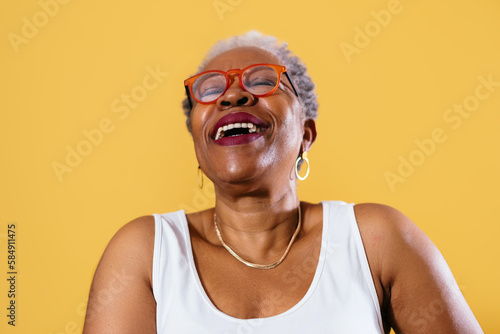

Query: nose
216,75,256,110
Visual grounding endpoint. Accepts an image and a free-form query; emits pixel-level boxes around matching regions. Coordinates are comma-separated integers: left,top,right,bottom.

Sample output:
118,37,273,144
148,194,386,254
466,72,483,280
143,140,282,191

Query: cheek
190,106,211,136
273,116,303,159
280,102,303,135
189,111,206,155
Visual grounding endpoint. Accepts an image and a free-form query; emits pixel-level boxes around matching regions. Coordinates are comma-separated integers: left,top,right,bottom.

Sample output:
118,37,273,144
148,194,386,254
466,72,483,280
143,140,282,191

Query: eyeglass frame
184,63,299,109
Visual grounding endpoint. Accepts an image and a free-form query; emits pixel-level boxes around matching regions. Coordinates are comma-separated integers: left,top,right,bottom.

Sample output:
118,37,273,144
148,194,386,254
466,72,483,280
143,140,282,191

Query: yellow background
1,0,499,332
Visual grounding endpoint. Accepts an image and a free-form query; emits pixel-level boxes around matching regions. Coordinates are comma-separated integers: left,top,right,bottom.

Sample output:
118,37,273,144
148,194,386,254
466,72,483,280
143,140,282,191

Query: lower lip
213,133,264,146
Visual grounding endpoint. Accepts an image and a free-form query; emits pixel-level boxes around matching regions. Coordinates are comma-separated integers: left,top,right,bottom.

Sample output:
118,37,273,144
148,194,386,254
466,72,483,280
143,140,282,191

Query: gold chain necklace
213,204,301,270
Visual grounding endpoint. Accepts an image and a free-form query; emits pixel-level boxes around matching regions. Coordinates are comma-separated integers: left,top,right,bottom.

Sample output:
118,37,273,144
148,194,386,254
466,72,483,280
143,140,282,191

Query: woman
83,31,483,333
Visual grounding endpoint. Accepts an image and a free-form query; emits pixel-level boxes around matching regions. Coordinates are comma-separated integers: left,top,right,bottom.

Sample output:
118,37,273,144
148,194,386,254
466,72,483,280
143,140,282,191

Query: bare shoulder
353,203,483,334
353,203,422,263
352,203,420,278
83,215,156,333
353,202,412,232
99,215,156,282
108,215,155,261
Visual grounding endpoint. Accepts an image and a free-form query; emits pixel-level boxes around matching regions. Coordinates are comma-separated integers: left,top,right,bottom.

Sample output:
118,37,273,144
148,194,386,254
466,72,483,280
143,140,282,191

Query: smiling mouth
214,122,264,140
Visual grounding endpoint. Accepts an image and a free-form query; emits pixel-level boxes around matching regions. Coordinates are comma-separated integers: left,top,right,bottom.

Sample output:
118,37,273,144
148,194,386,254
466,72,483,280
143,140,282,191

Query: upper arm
354,203,483,334
83,215,157,333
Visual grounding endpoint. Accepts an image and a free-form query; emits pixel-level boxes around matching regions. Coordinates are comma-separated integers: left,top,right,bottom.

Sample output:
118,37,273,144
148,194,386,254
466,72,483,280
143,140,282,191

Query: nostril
221,101,231,106
237,96,248,105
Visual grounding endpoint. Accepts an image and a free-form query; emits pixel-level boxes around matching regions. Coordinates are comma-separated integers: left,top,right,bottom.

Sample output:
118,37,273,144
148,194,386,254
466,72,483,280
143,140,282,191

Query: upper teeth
215,122,262,140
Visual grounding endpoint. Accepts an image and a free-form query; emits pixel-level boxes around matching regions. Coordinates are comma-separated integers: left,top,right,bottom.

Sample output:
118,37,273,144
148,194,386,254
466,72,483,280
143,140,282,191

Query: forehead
203,47,281,71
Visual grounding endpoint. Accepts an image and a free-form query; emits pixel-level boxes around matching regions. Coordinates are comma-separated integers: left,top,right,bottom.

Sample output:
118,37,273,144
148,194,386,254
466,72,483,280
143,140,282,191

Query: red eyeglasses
184,63,299,109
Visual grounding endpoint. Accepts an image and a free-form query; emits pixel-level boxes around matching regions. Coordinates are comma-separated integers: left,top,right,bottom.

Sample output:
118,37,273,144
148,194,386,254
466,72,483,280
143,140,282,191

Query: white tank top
152,201,384,333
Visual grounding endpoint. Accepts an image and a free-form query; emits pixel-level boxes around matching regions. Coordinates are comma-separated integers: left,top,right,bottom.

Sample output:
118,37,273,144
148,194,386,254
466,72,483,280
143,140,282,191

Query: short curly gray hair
182,30,318,133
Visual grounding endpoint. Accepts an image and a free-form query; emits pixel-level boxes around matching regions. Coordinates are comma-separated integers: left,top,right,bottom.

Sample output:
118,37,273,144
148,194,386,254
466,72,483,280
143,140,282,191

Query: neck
211,182,300,265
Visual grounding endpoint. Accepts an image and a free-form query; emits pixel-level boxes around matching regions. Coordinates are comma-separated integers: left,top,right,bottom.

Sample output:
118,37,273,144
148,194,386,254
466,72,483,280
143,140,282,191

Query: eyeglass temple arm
185,85,193,109
284,72,299,97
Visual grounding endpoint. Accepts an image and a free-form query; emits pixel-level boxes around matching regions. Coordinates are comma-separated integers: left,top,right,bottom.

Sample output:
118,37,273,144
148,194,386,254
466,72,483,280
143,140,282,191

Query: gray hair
182,30,318,133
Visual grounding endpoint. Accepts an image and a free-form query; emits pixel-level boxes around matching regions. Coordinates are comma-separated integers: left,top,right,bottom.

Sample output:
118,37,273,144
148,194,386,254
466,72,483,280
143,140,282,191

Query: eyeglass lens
192,65,279,103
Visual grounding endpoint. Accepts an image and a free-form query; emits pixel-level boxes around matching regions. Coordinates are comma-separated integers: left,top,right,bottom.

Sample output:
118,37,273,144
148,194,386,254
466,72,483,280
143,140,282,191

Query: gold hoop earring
197,166,204,188
295,151,310,181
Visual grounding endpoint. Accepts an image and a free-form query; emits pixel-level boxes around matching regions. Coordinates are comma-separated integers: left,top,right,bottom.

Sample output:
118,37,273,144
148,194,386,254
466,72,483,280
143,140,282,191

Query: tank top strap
320,201,384,332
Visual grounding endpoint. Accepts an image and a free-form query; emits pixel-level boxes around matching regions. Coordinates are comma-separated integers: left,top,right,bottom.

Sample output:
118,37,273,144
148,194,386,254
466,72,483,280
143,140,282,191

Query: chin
212,162,263,185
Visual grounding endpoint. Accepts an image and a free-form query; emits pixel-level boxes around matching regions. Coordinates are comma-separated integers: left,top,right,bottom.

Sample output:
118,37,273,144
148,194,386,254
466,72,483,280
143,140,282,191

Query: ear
302,118,317,152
